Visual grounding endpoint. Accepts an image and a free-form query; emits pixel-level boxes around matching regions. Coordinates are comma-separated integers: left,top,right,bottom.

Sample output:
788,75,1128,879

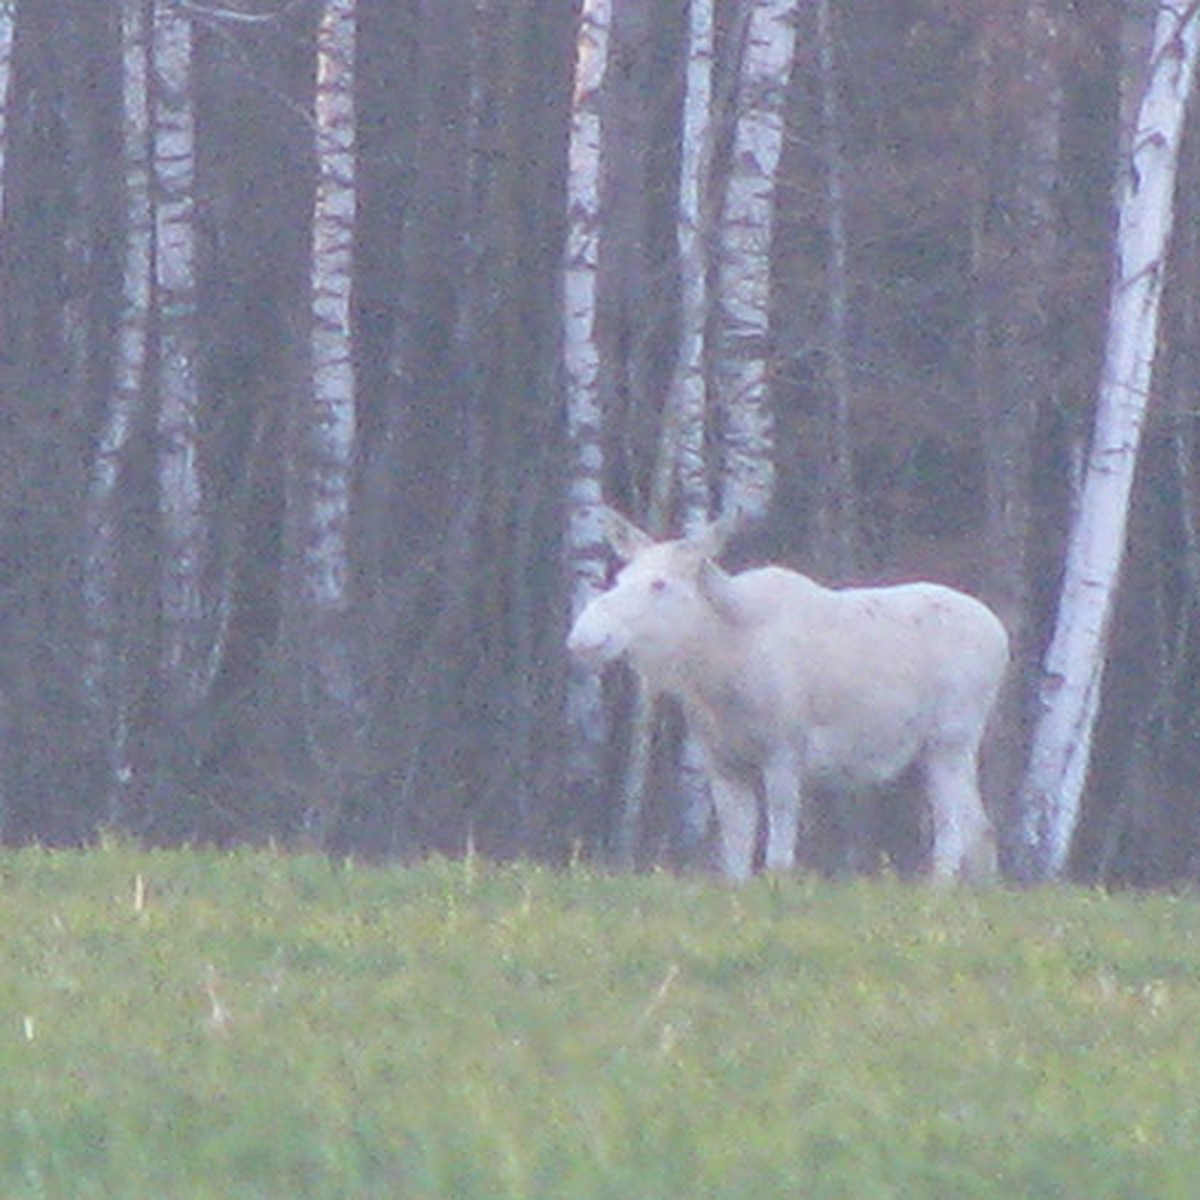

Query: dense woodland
2,0,1200,884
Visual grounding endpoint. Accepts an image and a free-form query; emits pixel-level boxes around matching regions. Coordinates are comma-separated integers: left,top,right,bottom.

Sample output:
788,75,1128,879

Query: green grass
2,846,1200,1198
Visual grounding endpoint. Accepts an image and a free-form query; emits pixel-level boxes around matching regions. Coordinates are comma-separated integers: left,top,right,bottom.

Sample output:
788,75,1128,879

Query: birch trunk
153,0,209,711
654,0,713,536
1016,1,1200,880
291,0,361,840
714,0,798,520
83,0,152,823
0,3,16,230
563,0,612,811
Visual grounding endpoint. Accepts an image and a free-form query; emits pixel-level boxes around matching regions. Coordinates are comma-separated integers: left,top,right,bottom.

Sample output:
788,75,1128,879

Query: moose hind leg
923,743,996,883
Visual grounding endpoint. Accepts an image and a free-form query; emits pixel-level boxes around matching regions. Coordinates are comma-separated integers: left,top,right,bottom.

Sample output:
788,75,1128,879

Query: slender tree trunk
624,0,716,867
969,26,995,522
974,1,1065,861
83,0,152,825
61,6,105,434
0,3,17,234
600,0,654,503
990,0,1062,630
290,0,362,842
652,0,713,537
670,0,717,861
563,0,612,829
1016,1,1200,881
153,0,209,712
814,0,857,575
714,0,798,520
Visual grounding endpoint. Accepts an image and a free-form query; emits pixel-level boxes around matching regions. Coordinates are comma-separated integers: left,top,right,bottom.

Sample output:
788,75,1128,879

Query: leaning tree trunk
83,0,152,826
287,0,363,843
1016,0,1200,881
713,0,798,521
153,0,210,713
563,0,613,833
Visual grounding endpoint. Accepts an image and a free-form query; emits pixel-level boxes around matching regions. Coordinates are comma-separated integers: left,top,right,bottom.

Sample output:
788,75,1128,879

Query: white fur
567,511,1009,882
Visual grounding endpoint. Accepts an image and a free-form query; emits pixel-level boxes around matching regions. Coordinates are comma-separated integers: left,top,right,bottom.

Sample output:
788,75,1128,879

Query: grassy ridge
1,847,1199,1198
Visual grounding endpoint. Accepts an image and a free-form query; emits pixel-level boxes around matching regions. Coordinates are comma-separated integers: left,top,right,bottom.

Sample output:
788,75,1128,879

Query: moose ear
697,559,744,625
689,505,743,561
599,506,655,562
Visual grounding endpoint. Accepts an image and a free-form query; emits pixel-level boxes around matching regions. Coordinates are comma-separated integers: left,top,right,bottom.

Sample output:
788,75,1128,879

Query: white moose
567,508,1009,882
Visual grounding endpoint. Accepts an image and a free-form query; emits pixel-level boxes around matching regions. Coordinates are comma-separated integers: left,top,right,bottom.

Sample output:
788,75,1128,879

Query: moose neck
635,598,743,704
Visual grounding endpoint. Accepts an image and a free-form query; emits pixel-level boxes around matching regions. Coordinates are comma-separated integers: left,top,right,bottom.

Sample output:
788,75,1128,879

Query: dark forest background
2,0,1199,885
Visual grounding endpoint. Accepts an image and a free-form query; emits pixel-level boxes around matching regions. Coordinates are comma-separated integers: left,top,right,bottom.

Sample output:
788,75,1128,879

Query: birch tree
153,0,209,711
290,0,362,839
563,0,612,814
714,0,799,520
1016,0,1200,880
615,0,717,866
83,0,152,822
0,2,16,230
656,0,714,536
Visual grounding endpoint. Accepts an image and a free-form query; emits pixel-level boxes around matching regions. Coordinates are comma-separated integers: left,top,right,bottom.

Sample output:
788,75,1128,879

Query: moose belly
805,715,923,788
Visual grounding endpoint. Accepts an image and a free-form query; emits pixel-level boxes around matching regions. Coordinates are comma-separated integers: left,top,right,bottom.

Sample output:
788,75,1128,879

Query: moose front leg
762,751,802,872
709,773,758,882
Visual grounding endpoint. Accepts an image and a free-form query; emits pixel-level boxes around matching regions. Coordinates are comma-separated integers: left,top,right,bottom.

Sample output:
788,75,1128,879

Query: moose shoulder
566,507,1009,883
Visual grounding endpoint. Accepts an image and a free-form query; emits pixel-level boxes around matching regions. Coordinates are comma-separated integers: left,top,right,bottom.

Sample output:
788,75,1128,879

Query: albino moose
567,508,1009,882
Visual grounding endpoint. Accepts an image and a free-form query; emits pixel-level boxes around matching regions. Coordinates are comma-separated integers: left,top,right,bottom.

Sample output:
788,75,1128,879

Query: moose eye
649,577,668,594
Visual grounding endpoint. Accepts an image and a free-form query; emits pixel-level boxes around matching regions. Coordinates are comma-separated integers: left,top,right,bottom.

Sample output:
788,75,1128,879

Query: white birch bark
308,0,357,628
563,0,612,792
83,0,152,821
153,0,208,710
292,0,361,834
1016,0,1200,880
714,0,798,520
655,0,714,537
0,3,17,229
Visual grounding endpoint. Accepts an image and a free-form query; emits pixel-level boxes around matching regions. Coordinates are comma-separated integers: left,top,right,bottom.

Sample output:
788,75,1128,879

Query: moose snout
566,623,611,666
566,606,620,667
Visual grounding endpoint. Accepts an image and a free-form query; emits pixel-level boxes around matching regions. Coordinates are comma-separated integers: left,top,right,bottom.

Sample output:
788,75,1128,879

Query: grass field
2,845,1200,1198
